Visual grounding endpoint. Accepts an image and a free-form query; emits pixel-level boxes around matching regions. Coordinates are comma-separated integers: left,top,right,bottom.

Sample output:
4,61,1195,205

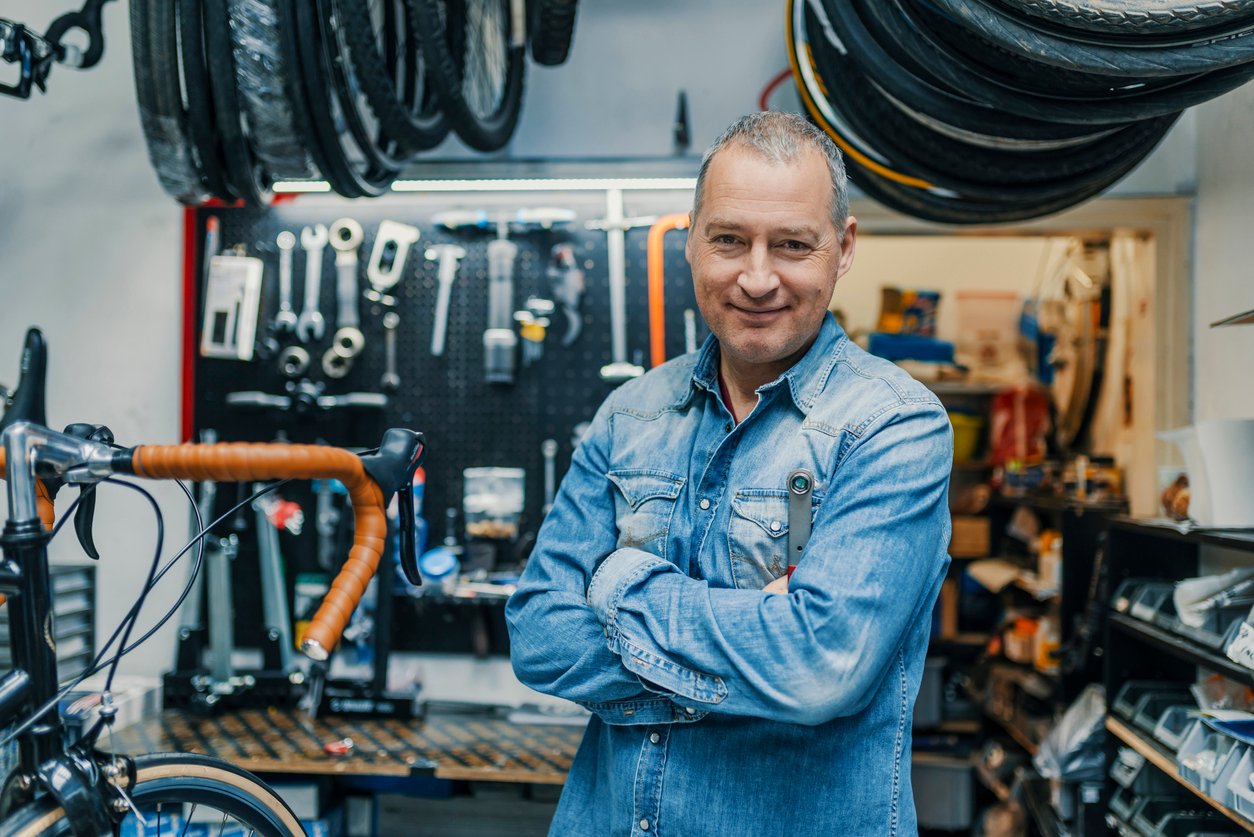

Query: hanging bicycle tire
527,0,579,66
128,0,209,203
987,0,1254,39
225,0,320,180
336,0,450,155
178,0,237,202
0,753,303,837
412,0,527,152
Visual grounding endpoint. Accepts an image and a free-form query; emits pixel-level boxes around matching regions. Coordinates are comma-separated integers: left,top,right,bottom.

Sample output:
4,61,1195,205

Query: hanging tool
366,220,421,306
541,439,558,517
515,297,555,367
588,192,658,382
226,379,387,416
425,244,466,356
381,311,401,391
647,213,691,368
296,224,328,342
329,218,366,359
252,486,295,672
277,345,310,378
200,252,264,361
272,231,298,334
547,243,585,347
432,208,576,384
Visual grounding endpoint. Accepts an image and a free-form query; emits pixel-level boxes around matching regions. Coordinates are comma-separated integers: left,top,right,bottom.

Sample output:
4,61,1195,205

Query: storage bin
1114,681,1180,723
1112,578,1146,613
1133,688,1196,737
949,412,985,463
911,755,973,831
1154,704,1199,753
1110,746,1178,796
1108,785,1139,822
1223,747,1254,822
1130,796,1216,835
1172,599,1249,651
1128,582,1174,624
1177,720,1244,799
1144,811,1246,836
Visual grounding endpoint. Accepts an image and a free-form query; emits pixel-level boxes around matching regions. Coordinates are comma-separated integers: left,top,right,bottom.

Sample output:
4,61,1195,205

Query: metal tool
786,469,814,575
588,191,656,382
548,243,585,347
542,439,558,516
485,231,520,384
273,231,298,334
329,218,365,358
366,220,421,304
296,224,328,342
278,345,310,378
226,379,388,414
253,486,294,671
322,346,352,378
425,244,466,356
381,311,400,391
515,297,554,367
313,479,344,571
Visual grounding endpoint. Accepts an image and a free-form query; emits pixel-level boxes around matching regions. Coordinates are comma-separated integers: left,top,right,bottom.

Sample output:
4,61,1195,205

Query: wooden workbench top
108,707,584,785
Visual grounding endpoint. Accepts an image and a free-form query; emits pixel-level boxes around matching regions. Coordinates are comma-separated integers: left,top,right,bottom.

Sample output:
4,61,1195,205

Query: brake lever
61,423,114,560
398,479,422,587
360,429,427,588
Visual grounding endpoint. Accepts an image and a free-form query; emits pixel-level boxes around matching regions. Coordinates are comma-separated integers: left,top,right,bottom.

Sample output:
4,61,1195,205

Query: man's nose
737,245,779,298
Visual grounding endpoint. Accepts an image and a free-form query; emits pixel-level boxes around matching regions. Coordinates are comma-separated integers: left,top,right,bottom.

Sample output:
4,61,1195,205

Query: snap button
649,732,660,744
770,520,781,532
640,819,650,831
724,422,732,432
684,707,695,714
699,498,711,510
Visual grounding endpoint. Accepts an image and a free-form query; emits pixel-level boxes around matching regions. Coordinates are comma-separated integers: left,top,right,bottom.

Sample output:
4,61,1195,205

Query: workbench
109,707,584,785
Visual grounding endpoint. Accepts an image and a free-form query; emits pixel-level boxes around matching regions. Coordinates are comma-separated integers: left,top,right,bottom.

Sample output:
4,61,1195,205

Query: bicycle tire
202,0,274,205
0,752,303,837
336,0,449,154
927,0,1254,76
989,0,1254,37
413,0,527,152
528,0,579,66
178,0,237,201
128,0,209,203
226,0,320,180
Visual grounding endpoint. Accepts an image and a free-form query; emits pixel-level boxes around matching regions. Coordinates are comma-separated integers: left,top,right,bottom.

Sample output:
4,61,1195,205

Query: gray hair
692,111,849,240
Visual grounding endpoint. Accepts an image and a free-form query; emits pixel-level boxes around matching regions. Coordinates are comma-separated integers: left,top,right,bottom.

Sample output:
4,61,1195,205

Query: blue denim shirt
507,314,953,836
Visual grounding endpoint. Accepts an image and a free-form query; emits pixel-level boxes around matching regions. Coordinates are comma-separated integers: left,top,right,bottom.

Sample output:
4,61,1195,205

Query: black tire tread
995,0,1254,35
528,0,579,66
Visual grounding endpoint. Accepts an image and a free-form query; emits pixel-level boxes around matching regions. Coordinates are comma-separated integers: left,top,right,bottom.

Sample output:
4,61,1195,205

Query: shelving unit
1103,518,1254,835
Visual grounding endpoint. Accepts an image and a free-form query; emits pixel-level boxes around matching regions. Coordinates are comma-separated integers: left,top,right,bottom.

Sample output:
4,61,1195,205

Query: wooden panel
109,709,583,784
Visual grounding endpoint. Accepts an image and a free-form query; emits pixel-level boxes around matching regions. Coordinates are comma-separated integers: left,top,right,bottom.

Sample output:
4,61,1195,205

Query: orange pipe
647,213,691,368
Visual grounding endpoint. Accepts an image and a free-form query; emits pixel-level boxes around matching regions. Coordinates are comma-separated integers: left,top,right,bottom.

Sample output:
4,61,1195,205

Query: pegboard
189,192,701,644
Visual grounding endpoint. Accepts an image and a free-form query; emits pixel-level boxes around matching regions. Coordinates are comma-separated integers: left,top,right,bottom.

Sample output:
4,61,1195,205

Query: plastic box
1110,746,1178,796
1223,747,1254,822
1107,785,1139,823
1133,689,1197,738
1173,600,1249,651
1112,578,1147,614
1153,704,1199,753
1114,681,1181,723
462,467,525,540
911,756,973,831
1177,720,1244,801
1130,796,1216,835
1128,582,1174,624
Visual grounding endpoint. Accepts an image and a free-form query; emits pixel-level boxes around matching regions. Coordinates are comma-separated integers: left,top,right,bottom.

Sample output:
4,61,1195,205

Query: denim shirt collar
687,312,847,415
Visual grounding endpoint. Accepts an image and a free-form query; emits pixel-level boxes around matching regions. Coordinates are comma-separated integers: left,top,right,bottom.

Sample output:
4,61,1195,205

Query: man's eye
714,235,739,246
781,240,810,252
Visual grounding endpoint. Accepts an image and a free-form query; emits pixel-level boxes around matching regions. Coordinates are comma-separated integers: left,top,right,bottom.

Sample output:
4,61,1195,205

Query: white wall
0,1,1234,678
1193,83,1254,421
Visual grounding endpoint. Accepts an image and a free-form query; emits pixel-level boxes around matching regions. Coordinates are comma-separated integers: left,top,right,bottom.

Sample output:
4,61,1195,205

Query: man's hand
763,574,789,595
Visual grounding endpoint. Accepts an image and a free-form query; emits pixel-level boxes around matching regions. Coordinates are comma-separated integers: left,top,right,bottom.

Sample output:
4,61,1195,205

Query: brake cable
0,0,115,100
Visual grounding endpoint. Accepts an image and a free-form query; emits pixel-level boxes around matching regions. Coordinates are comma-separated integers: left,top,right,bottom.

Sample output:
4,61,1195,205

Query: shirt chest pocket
607,469,685,561
727,490,792,589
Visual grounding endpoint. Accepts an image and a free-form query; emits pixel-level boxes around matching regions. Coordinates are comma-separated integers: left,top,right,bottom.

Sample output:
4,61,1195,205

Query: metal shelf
1108,517,1254,554
1109,613,1254,688
1106,716,1254,833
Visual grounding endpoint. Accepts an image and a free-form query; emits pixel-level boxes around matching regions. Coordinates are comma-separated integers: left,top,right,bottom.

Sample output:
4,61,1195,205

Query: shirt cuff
587,547,668,628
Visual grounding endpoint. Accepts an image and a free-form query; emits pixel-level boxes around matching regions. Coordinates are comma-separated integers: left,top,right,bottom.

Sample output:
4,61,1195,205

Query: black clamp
0,0,115,100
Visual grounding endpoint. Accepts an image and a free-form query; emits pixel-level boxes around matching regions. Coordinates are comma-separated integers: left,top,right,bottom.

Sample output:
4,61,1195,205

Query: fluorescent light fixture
272,181,333,193
391,177,697,192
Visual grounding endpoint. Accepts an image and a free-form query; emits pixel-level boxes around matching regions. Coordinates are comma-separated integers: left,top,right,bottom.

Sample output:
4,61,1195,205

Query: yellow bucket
949,412,985,463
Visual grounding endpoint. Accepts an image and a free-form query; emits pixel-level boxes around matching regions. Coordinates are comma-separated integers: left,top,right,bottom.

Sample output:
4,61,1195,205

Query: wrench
329,218,365,359
425,244,465,356
273,231,298,334
296,224,328,342
381,311,400,391
542,439,558,516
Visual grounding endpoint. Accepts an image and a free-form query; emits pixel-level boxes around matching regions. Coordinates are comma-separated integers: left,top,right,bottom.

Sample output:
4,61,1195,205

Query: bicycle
0,328,427,836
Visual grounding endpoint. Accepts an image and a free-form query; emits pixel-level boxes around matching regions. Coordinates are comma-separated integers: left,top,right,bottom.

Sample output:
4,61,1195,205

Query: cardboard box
949,515,990,558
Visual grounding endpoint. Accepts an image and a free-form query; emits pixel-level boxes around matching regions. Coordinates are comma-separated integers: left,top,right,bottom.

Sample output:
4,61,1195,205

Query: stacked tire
788,0,1254,224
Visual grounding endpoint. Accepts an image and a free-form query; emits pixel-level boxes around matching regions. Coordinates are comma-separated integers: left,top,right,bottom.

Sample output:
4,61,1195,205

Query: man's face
686,145,856,376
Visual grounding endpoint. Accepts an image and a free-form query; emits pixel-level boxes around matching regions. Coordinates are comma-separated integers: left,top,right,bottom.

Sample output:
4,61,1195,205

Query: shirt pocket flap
731,491,790,538
607,469,685,511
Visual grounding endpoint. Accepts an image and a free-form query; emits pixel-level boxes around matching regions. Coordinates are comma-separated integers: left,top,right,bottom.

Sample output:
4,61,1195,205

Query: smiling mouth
732,305,786,317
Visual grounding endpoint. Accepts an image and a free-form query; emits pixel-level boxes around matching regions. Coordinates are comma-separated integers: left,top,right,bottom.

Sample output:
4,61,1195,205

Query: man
506,111,952,836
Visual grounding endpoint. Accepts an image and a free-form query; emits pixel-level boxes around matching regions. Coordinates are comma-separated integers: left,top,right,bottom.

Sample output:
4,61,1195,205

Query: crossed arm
506,402,953,726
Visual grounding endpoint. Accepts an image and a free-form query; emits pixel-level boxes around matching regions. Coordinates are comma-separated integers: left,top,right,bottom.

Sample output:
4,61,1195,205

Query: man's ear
836,216,857,279
684,212,696,264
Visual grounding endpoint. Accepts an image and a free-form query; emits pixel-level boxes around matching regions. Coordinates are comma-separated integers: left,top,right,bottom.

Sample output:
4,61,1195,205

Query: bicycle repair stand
164,438,304,711
303,539,424,720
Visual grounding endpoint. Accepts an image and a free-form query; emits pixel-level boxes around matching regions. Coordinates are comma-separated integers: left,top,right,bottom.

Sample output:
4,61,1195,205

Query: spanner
425,244,466,356
542,439,558,516
272,231,298,334
329,218,365,359
381,311,400,391
296,224,328,342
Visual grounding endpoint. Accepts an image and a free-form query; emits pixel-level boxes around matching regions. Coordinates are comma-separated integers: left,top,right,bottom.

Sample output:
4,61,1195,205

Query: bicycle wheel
0,753,303,837
527,0,579,66
413,0,526,152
